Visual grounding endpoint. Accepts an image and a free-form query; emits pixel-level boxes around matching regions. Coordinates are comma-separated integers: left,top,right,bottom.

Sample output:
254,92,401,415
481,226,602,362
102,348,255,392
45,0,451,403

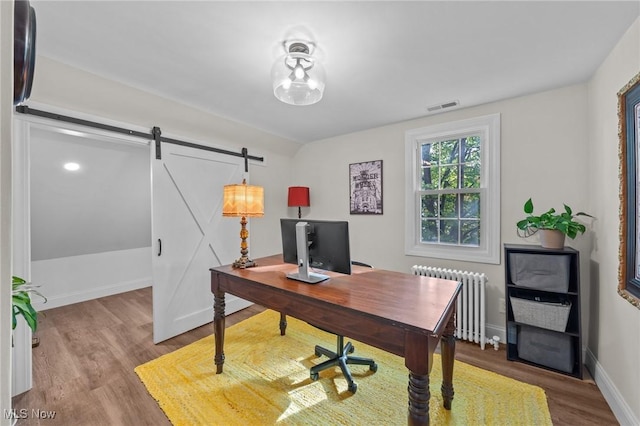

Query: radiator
412,265,495,350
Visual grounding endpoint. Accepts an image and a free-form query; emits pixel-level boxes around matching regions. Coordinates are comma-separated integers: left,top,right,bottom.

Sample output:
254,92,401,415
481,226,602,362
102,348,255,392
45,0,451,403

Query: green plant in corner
516,198,593,239
12,276,46,332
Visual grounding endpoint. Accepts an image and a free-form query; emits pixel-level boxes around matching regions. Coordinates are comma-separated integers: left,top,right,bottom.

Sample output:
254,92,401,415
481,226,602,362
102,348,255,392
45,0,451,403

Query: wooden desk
210,255,461,425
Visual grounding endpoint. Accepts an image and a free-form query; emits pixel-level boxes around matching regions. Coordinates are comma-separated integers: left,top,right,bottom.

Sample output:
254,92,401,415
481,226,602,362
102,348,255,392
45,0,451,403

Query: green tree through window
420,136,481,246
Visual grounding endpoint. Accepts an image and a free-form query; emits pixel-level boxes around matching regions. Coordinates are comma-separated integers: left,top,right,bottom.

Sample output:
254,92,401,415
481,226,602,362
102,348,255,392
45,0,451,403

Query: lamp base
232,215,257,268
232,256,257,269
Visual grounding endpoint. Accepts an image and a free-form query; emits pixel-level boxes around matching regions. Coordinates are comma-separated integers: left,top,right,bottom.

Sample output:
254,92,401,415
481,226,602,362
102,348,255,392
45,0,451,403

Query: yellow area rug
135,310,552,425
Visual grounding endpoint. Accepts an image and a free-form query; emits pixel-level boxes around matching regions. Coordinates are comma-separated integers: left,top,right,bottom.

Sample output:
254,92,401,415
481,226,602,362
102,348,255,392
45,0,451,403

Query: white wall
0,1,13,422
291,83,591,341
31,248,151,310
249,153,298,259
31,57,300,159
586,17,640,425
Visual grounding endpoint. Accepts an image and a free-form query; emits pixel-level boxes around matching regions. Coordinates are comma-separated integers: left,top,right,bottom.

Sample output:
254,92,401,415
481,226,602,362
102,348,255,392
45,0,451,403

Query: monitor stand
286,221,330,284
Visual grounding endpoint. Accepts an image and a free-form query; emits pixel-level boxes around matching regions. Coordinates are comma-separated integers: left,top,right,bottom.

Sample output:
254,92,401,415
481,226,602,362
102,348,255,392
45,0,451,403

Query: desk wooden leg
408,372,430,425
279,313,287,336
405,333,435,425
213,291,226,374
440,313,456,410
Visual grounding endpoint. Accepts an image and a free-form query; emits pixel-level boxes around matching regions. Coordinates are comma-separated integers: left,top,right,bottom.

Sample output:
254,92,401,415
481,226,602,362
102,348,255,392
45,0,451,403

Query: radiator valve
491,335,500,351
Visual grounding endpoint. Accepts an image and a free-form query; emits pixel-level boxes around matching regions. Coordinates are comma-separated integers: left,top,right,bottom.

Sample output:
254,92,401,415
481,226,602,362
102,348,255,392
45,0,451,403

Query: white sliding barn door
151,142,252,343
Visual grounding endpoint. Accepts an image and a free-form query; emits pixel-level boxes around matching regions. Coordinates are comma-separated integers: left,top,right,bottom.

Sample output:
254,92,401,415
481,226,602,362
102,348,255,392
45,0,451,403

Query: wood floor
13,287,618,425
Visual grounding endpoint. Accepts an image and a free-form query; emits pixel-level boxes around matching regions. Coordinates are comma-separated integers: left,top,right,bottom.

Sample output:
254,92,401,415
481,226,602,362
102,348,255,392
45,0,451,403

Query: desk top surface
211,254,461,335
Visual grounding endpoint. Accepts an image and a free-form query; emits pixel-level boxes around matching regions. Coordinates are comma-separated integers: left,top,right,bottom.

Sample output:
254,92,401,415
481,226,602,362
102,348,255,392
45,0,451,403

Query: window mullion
419,188,482,195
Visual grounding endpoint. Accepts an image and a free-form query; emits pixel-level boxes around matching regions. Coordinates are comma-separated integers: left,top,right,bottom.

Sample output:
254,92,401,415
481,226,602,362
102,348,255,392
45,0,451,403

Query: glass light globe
272,50,325,106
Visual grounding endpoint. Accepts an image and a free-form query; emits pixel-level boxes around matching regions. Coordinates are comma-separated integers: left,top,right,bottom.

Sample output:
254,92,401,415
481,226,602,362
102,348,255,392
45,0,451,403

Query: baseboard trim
585,348,638,426
33,278,150,311
486,323,506,345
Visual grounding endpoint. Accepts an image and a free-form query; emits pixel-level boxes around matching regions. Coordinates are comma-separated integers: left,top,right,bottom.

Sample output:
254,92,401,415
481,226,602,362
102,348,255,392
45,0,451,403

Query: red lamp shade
288,186,310,207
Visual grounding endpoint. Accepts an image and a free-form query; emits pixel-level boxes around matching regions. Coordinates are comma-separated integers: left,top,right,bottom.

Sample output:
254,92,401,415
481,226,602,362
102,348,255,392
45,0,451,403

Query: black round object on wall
14,0,36,105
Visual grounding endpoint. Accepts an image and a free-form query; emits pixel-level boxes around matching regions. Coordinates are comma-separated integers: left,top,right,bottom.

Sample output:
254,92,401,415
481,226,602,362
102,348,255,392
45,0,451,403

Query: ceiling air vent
427,100,459,113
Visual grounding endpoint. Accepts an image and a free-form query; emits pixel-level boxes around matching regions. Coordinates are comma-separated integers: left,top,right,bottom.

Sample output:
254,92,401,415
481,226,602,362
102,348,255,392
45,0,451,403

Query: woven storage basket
508,253,571,292
510,296,571,332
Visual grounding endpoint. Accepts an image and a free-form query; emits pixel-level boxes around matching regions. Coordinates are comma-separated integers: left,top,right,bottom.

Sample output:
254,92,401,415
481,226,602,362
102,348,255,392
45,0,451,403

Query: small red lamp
288,186,310,219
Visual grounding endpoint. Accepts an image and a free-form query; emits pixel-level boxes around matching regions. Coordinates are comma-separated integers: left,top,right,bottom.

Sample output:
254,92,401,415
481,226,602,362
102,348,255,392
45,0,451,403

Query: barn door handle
157,239,162,256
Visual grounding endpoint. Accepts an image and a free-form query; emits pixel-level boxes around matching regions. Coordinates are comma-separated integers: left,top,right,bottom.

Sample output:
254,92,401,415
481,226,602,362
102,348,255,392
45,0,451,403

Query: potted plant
12,276,46,333
516,198,593,249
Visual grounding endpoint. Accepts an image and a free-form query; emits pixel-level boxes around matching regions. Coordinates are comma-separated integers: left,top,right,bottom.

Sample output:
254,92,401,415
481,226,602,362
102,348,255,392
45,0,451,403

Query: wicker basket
510,296,571,332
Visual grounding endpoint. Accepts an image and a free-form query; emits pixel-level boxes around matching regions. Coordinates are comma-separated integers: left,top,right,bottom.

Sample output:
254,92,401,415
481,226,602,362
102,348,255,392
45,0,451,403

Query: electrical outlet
499,298,506,313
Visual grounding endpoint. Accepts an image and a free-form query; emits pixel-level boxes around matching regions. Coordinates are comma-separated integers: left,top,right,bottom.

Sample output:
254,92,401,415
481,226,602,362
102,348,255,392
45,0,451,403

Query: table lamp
223,179,264,268
288,186,310,219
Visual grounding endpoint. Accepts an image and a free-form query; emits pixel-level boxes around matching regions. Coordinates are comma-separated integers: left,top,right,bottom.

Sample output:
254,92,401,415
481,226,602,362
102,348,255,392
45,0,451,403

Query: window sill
405,243,500,265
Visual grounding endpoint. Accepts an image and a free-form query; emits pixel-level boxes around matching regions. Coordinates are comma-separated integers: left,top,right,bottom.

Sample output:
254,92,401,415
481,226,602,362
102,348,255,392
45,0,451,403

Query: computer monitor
280,218,351,283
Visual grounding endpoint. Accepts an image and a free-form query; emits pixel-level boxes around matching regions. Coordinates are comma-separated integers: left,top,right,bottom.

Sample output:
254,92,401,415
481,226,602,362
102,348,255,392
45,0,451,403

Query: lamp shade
223,181,264,218
288,186,310,207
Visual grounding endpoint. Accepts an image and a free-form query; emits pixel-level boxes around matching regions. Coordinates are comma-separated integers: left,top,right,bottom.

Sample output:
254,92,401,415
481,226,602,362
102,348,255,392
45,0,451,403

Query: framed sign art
618,70,640,308
349,160,383,215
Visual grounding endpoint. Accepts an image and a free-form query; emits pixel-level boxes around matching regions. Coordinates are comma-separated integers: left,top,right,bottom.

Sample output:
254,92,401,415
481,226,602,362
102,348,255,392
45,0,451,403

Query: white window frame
404,113,500,264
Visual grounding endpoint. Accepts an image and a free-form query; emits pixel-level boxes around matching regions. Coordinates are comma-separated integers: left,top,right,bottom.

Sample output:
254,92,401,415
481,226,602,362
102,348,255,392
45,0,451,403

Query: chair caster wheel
348,382,357,393
314,350,321,357
310,372,319,381
370,363,378,372
348,345,355,354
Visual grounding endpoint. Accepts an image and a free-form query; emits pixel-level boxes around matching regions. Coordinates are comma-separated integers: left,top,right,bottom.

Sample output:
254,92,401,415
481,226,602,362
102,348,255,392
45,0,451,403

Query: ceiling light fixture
272,40,325,106
63,162,80,171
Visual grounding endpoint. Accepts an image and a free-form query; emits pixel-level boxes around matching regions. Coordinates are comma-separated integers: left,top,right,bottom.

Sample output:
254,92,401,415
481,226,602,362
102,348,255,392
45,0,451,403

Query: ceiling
31,1,640,144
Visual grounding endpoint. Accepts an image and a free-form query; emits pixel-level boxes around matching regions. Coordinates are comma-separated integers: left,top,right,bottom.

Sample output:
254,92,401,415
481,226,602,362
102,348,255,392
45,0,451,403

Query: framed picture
618,70,640,309
349,160,383,215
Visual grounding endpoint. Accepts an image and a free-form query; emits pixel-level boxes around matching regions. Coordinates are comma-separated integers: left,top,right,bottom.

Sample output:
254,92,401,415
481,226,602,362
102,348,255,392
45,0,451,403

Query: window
405,114,500,264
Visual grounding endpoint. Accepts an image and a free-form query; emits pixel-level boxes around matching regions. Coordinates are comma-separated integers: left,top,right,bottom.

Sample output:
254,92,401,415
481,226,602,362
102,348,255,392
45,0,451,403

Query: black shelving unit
504,243,582,379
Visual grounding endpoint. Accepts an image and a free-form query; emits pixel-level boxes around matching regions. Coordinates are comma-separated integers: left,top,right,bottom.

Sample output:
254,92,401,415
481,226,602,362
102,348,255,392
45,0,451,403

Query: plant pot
539,229,566,249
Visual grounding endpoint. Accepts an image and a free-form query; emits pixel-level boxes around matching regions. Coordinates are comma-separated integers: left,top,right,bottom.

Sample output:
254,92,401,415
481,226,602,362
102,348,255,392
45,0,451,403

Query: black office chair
309,261,378,393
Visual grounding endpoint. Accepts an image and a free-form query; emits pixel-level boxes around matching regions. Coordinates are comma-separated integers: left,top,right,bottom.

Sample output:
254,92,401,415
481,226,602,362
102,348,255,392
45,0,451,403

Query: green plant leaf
576,211,594,218
524,198,533,214
12,295,37,332
516,199,592,239
11,276,44,332
12,276,26,291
